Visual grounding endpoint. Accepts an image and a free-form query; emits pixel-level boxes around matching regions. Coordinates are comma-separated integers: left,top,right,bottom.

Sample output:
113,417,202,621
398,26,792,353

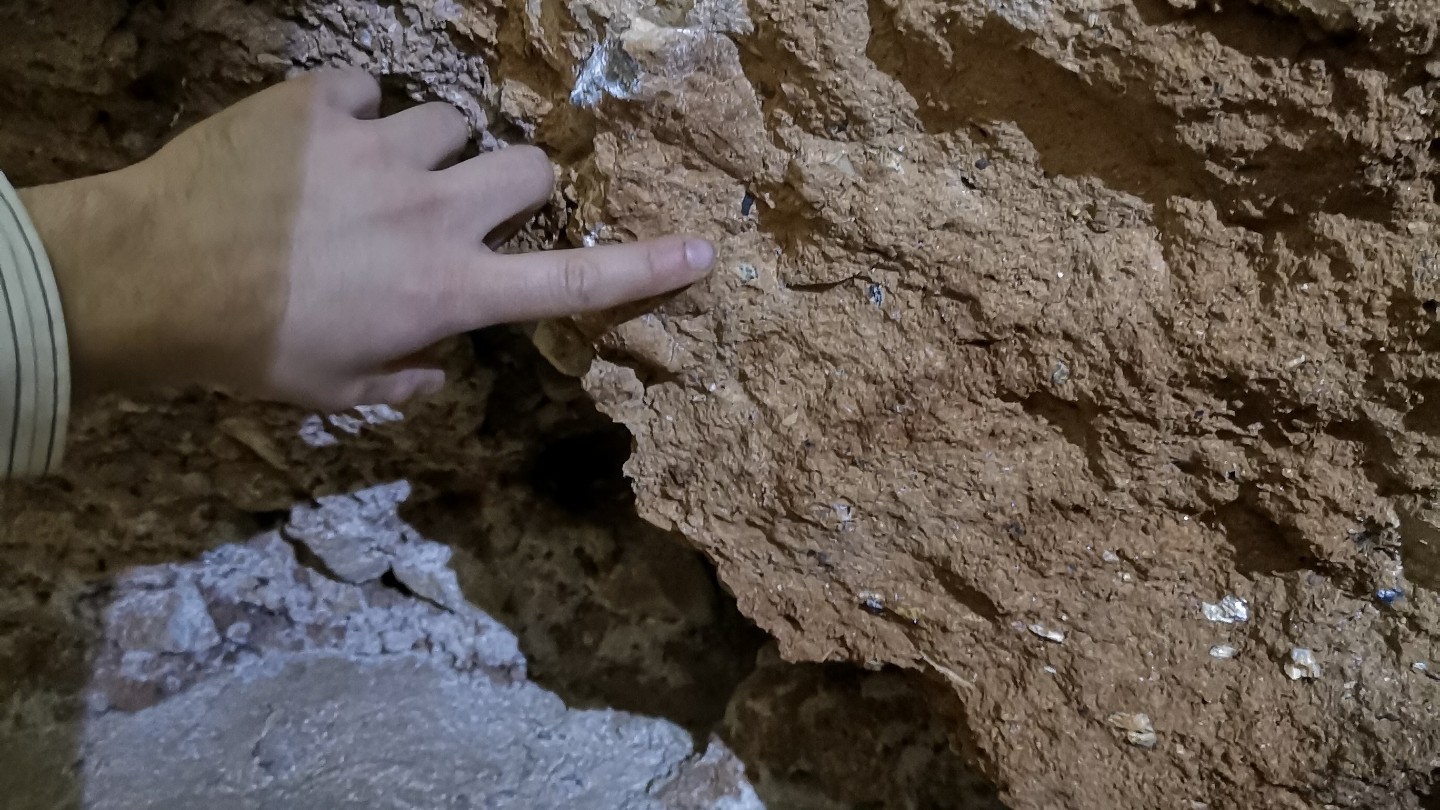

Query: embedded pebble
859,592,885,614
1028,623,1066,643
1284,648,1321,680
1106,712,1157,749
1201,595,1249,624
1208,644,1237,659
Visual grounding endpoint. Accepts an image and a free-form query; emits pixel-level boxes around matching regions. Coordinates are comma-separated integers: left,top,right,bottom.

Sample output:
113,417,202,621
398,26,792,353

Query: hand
17,68,714,411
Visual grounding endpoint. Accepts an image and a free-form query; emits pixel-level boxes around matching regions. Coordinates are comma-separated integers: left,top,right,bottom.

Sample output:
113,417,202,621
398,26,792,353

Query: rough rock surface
86,507,764,810
5,0,1440,808
555,1,1440,808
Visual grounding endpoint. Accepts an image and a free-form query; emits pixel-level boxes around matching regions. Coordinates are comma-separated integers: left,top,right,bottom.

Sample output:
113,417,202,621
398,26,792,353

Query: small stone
1376,587,1403,605
1028,623,1066,643
355,404,403,424
1106,712,1156,748
1201,595,1249,624
298,414,339,448
1208,643,1237,659
570,39,641,107
1050,361,1071,386
736,263,759,283
328,412,365,435
218,417,289,470
828,153,860,177
380,629,414,654
284,482,411,584
1283,647,1321,680
108,580,221,655
224,621,252,644
1101,550,1120,563
391,542,469,613
867,283,885,306
859,592,885,614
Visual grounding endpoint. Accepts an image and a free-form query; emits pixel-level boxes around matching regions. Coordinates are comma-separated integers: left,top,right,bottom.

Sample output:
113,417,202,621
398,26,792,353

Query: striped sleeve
0,172,71,478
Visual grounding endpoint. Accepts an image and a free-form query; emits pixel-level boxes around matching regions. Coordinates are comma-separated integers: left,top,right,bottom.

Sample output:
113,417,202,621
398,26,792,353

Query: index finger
467,235,716,326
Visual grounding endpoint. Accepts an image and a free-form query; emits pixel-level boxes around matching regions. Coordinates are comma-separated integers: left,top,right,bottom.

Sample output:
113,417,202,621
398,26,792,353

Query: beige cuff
0,172,71,478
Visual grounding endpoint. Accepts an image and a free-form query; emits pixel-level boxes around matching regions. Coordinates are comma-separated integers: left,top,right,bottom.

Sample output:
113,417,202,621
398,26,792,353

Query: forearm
0,171,70,478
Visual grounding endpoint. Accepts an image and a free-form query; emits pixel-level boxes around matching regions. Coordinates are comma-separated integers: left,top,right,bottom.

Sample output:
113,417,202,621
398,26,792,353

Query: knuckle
309,66,346,88
513,144,553,174
559,256,600,310
419,102,468,139
512,145,556,197
413,181,456,218
322,66,378,97
435,102,469,132
643,243,668,282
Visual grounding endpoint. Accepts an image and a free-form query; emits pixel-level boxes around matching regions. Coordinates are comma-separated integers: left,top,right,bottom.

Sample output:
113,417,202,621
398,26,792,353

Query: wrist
19,168,171,396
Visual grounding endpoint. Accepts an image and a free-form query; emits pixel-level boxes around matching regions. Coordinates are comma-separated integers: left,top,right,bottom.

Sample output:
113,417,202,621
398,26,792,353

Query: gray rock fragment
1201,595,1249,624
106,578,220,655
1284,648,1321,680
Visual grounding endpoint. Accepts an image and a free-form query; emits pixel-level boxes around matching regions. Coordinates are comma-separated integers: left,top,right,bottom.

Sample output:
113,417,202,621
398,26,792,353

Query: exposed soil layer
547,1,1440,808
4,0,1440,808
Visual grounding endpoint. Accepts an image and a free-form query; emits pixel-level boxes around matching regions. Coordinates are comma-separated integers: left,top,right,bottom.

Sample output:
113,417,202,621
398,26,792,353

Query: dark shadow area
1395,503,1440,594
1130,0,1319,63
867,1,1215,211
1402,380,1440,438
1019,391,1110,483
0,324,1008,808
864,0,1395,225
398,328,768,735
1204,492,1316,576
723,657,1008,810
1420,769,1440,810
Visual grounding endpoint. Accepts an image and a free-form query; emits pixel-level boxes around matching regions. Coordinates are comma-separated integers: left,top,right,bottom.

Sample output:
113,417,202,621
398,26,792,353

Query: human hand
17,68,714,411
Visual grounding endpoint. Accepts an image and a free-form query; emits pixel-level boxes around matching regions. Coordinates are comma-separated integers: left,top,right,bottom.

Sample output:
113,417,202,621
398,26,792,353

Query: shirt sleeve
0,172,71,478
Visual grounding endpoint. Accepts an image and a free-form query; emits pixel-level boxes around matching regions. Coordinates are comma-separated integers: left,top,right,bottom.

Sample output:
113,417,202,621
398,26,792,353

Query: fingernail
684,238,716,274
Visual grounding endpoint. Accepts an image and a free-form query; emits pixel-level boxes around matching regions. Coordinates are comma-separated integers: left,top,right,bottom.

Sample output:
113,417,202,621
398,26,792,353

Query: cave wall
4,0,1440,807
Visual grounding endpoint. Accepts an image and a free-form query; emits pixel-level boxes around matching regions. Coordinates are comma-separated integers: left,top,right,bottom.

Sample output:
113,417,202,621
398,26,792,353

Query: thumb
474,235,716,326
